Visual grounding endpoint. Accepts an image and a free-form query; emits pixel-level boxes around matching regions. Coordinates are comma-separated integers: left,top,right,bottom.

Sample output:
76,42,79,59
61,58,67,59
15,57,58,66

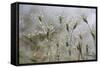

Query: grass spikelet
38,16,42,22
66,24,69,32
59,16,63,24
66,42,69,47
90,31,95,40
81,15,88,24
73,23,78,30
56,43,59,47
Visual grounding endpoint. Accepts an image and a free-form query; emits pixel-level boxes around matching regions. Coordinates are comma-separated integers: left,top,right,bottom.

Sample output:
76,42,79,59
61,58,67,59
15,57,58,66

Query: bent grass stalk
82,15,95,43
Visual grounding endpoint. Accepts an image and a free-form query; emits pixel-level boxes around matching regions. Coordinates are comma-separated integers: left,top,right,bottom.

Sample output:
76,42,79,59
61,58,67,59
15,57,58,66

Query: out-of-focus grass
19,14,96,63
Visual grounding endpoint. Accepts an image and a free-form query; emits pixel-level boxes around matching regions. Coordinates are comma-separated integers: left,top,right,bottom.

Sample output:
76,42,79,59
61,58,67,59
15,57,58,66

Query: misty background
19,4,96,64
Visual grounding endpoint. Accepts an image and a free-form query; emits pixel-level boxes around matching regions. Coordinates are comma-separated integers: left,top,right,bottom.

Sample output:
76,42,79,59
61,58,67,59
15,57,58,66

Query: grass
19,14,96,63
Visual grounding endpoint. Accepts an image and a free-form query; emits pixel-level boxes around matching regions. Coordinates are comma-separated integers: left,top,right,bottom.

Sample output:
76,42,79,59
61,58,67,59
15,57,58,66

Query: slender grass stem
56,43,59,61
86,44,89,59
68,30,74,56
87,23,96,47
87,23,92,33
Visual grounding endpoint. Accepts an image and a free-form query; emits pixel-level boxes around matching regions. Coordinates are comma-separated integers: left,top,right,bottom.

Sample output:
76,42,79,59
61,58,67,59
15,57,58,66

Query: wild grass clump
20,13,96,63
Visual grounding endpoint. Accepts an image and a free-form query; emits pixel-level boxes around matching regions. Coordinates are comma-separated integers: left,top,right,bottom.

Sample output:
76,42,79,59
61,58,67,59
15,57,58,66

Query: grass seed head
90,31,95,40
81,15,88,24
73,23,78,30
59,16,63,24
66,24,69,32
66,42,69,47
38,16,42,22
